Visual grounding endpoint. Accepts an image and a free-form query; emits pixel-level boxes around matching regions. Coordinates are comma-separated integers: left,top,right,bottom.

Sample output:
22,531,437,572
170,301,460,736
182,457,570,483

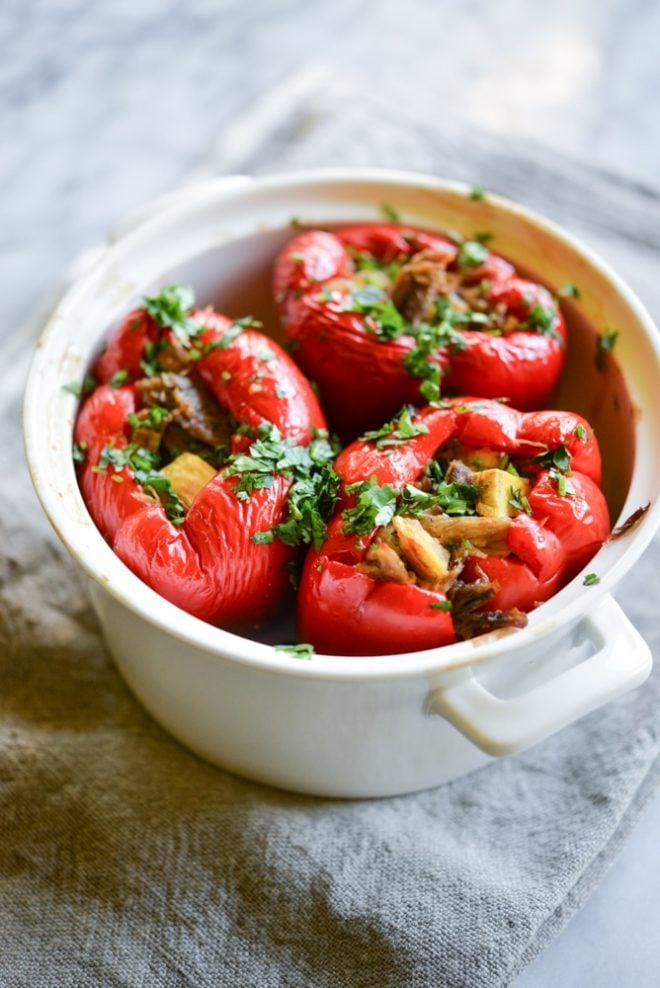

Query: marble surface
2,2,659,984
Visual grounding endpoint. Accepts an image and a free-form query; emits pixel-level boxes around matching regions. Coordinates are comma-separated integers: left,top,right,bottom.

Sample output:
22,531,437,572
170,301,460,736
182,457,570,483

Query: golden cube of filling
392,516,451,583
160,453,217,510
472,468,531,518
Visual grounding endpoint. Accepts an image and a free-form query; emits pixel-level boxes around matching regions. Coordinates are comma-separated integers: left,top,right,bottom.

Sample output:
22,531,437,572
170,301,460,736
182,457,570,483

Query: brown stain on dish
608,503,650,541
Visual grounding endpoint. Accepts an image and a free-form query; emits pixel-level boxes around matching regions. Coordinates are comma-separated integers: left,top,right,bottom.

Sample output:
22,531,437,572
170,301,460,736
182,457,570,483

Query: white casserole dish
23,170,660,797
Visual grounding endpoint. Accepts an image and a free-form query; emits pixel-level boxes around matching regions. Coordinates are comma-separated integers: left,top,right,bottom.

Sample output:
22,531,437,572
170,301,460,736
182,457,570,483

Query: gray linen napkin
1,95,659,988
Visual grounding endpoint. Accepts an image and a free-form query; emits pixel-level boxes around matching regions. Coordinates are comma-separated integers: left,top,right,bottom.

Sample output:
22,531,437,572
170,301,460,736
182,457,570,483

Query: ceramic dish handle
427,595,651,757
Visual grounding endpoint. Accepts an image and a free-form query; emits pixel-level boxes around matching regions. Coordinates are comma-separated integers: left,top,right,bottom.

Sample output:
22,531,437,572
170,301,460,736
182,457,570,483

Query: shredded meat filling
390,249,452,323
136,372,231,449
448,577,528,640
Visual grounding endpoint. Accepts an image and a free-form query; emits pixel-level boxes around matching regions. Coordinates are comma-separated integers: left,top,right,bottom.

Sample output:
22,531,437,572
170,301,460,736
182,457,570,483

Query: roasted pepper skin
298,400,609,656
274,225,567,438
75,307,326,625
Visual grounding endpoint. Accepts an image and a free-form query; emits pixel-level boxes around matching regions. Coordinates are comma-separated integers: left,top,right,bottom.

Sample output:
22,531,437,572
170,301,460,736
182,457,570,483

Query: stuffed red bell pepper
73,284,336,625
274,223,568,437
298,399,609,655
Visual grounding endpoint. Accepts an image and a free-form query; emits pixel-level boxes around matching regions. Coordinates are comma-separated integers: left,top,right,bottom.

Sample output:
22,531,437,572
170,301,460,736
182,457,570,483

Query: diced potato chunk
460,448,502,471
392,516,451,583
471,468,530,519
160,453,216,510
419,515,511,556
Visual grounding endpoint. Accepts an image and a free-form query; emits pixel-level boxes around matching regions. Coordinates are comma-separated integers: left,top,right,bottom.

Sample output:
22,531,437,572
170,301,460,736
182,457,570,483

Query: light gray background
2,2,659,984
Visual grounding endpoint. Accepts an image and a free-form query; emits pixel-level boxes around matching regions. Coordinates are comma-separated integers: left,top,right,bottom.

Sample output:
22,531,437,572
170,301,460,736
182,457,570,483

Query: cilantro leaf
380,202,401,223
109,369,129,388
360,406,430,449
341,477,400,535
532,442,572,474
92,442,185,525
62,375,96,398
274,643,315,659
521,303,564,345
557,282,581,300
223,424,340,549
457,240,489,269
595,330,618,371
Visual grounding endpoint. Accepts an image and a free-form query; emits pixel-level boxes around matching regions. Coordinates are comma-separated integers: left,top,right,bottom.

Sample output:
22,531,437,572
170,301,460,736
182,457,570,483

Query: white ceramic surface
23,170,660,797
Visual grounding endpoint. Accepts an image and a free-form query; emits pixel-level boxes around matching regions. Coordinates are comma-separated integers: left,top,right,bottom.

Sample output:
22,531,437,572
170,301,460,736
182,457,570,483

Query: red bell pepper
74,293,327,625
274,224,567,438
298,400,609,656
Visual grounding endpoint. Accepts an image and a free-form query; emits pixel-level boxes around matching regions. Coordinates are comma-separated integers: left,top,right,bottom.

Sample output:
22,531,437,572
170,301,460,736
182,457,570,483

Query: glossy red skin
298,400,609,656
274,225,567,438
75,308,326,625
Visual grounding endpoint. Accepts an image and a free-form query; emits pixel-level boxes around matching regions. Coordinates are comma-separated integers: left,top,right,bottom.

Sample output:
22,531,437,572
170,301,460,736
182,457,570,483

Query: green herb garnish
72,441,88,464
457,240,489,269
143,283,202,345
595,330,618,371
508,488,532,515
341,477,400,535
62,375,96,398
431,600,453,611
380,202,401,223
109,369,129,388
557,282,581,300
532,442,572,474
360,406,430,449
92,442,185,526
224,423,340,550
521,303,564,345
341,474,478,536
583,572,600,586
274,643,315,659
468,186,486,201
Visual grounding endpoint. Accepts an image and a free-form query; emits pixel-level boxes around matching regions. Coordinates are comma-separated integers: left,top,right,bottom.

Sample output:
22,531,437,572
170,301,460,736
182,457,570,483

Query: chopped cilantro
223,423,340,550
521,303,564,345
398,480,479,517
457,240,489,269
341,477,400,535
72,441,87,464
143,284,202,345
360,406,430,449
550,468,575,496
109,369,129,388
583,572,600,586
289,216,304,228
62,375,96,398
468,186,486,201
574,423,588,442
140,341,160,377
532,442,572,474
341,473,478,536
274,643,315,659
92,442,185,525
431,600,453,611
252,531,275,544
557,282,581,300
596,330,618,371
380,202,401,223
508,488,532,515
127,405,170,433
